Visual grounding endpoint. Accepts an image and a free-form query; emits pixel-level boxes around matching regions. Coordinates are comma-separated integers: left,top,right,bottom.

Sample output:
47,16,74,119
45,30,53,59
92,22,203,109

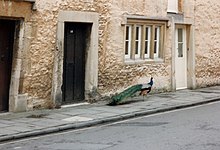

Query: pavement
0,86,220,142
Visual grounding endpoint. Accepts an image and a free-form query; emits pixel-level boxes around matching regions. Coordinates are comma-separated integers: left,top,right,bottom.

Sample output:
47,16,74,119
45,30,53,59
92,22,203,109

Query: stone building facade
0,0,219,112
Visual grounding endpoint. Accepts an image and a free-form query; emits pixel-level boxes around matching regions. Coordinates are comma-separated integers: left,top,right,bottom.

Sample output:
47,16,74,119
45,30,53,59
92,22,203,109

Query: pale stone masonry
0,0,219,112
194,1,220,87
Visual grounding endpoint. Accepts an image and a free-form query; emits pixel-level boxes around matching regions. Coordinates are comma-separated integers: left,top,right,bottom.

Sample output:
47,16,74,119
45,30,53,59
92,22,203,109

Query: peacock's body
108,77,153,105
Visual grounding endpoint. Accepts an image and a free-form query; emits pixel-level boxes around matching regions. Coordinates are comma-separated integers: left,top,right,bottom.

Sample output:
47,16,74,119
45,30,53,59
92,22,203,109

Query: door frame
52,11,99,106
0,19,15,111
171,22,196,91
0,18,25,112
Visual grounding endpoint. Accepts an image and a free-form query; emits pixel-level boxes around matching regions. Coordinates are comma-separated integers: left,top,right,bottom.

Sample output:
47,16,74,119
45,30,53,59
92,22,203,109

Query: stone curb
0,97,220,143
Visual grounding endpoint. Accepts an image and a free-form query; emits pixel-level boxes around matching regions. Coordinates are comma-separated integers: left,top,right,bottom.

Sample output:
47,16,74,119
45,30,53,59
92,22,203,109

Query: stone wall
22,0,111,108
194,0,220,87
17,0,220,109
98,0,172,95
0,1,34,111
22,0,174,108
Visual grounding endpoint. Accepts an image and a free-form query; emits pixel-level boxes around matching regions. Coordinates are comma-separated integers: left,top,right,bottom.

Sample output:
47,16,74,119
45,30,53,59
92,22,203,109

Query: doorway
0,19,15,112
175,25,187,90
63,22,91,104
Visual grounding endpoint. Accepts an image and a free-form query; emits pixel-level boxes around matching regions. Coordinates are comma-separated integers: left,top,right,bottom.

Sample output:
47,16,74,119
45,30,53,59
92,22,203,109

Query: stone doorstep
15,94,28,112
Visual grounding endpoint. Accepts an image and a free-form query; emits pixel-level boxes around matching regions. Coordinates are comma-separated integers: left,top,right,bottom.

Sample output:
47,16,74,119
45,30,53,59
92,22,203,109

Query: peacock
108,77,153,106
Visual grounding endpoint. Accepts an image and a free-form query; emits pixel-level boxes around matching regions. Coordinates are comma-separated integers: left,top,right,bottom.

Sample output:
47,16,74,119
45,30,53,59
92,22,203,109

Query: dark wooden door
63,23,89,104
0,20,15,112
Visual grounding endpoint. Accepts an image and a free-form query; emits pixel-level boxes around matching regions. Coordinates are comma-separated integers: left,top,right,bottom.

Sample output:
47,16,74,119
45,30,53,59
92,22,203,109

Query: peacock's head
149,77,153,85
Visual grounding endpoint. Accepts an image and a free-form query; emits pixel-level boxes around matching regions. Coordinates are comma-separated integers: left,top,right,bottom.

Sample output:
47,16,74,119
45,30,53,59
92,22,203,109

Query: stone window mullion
131,24,136,60
141,25,146,59
150,25,155,59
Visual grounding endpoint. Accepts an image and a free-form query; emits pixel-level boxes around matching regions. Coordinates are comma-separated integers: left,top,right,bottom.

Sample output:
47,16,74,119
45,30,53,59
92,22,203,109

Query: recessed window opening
124,19,166,62
125,25,132,59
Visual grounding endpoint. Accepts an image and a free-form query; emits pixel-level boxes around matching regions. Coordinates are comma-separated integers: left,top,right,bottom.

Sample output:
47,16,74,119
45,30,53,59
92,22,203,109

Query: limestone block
14,94,28,112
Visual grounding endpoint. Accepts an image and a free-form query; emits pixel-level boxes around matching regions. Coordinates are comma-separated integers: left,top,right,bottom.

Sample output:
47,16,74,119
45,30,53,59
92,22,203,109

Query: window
144,26,151,58
154,26,160,58
167,0,178,13
124,19,166,61
135,25,142,59
167,0,183,13
177,28,183,57
125,25,132,59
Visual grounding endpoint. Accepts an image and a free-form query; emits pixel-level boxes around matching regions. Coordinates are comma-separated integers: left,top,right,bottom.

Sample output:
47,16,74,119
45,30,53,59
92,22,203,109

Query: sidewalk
0,86,220,142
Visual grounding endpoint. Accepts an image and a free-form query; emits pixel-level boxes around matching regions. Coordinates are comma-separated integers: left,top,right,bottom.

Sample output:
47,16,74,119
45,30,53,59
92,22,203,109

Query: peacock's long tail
108,84,142,105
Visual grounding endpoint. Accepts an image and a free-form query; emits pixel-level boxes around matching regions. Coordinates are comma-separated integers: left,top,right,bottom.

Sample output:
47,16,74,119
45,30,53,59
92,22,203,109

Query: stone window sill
124,58,164,65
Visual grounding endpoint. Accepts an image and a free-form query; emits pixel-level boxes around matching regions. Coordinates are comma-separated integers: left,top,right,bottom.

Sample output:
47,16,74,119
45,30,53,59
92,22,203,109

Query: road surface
1,102,220,150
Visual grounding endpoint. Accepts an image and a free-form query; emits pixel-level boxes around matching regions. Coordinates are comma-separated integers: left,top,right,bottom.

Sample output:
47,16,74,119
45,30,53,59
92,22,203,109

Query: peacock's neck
149,79,153,86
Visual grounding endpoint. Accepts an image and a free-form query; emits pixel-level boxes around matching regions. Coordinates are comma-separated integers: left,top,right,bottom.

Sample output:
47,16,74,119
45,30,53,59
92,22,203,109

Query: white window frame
125,25,132,59
154,26,160,58
135,25,142,59
177,28,184,57
144,26,151,59
124,19,166,62
167,0,178,13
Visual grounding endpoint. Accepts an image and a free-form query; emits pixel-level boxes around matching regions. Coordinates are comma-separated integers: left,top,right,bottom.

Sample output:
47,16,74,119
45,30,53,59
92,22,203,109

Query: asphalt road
1,102,220,150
